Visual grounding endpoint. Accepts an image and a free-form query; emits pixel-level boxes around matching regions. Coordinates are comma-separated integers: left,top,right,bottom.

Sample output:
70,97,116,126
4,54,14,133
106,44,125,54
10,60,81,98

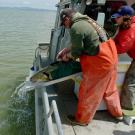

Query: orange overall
75,38,122,124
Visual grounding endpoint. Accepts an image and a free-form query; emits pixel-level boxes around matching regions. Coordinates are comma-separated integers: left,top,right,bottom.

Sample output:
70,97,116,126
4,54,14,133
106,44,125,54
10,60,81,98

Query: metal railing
35,87,64,135
48,100,64,135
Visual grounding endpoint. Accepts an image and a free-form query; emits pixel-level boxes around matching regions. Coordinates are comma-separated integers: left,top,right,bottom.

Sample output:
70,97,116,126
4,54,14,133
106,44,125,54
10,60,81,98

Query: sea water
0,7,56,135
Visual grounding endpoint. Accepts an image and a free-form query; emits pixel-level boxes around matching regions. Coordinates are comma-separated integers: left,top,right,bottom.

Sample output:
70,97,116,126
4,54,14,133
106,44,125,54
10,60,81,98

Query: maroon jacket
114,16,135,59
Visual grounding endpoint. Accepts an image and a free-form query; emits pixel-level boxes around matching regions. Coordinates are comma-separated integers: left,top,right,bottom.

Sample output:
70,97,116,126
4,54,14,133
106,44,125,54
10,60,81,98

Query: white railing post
52,100,64,135
35,89,41,135
42,88,54,135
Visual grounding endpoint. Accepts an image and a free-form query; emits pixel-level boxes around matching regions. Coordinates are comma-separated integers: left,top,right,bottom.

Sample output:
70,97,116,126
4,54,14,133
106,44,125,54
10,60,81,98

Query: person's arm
70,27,84,59
114,30,135,54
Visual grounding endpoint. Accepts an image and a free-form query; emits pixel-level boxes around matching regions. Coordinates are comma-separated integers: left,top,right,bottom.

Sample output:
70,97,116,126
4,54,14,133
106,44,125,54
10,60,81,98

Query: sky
0,0,59,10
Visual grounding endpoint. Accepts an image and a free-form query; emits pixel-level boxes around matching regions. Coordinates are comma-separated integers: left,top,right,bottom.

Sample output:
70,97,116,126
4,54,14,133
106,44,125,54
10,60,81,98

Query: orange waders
75,38,122,124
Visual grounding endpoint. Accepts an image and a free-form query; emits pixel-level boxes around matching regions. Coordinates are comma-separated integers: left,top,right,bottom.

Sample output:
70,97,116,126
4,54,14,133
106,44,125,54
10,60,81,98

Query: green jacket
70,12,100,58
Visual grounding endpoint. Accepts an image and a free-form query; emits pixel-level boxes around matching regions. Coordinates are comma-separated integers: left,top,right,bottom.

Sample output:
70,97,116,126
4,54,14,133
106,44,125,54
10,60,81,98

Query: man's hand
61,53,70,61
57,48,71,61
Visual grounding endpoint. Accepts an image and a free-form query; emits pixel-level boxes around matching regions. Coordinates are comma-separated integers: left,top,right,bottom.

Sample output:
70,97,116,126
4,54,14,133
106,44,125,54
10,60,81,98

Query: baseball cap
111,5,134,19
60,8,75,26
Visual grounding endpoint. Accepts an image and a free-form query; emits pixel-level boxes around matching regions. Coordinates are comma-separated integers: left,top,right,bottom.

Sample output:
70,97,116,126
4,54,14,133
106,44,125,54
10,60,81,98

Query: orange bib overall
75,38,122,124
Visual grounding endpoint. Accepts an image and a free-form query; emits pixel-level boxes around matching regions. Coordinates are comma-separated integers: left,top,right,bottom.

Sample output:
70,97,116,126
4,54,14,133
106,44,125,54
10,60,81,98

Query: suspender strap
87,17,109,42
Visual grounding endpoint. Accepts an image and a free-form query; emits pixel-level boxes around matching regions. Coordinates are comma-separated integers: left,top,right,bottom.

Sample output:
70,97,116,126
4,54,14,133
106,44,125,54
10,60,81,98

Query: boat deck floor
46,82,135,135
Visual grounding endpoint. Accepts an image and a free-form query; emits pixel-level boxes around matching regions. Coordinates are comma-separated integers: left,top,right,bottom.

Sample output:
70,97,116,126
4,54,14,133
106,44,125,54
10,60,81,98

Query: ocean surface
0,7,56,135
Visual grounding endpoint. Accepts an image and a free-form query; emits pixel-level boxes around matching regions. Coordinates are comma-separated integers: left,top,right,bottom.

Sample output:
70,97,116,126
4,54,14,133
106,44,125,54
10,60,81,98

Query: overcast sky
0,0,59,10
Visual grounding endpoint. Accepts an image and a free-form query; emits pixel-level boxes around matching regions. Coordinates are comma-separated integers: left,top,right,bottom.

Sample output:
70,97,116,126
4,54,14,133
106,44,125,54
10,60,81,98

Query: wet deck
45,81,135,135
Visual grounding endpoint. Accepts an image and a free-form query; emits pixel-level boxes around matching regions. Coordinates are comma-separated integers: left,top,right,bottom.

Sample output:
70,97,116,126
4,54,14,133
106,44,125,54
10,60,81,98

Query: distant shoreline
0,6,56,12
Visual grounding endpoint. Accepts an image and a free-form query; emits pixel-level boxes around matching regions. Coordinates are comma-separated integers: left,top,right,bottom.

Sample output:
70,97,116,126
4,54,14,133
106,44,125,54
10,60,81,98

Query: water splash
7,81,36,135
11,82,26,98
11,80,36,101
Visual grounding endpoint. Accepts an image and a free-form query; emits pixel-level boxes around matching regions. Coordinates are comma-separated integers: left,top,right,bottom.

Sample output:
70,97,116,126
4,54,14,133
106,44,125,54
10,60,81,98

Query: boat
25,0,135,135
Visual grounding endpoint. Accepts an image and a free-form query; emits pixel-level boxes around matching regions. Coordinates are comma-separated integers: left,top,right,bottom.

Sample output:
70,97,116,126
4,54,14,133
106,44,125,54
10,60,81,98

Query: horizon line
0,6,57,11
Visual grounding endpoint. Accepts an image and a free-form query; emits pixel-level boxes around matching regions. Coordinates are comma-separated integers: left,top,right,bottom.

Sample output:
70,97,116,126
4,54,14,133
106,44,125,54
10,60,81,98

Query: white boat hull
74,62,130,110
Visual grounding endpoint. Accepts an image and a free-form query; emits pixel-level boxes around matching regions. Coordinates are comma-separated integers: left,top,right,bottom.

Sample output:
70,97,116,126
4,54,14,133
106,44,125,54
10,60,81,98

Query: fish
30,61,81,82
30,62,59,82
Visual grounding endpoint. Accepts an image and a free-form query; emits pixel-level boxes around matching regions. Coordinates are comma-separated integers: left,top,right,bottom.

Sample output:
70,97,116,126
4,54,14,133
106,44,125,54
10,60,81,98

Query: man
111,5,135,110
57,8,122,126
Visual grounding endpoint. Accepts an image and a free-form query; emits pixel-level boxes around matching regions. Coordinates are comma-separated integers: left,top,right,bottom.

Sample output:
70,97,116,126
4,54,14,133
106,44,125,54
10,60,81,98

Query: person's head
111,5,134,29
60,8,76,28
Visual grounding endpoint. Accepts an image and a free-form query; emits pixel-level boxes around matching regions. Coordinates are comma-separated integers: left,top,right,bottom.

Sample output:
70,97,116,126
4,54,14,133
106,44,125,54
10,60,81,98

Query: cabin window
84,3,118,36
84,0,127,37
84,1,101,20
104,1,127,37
65,4,70,8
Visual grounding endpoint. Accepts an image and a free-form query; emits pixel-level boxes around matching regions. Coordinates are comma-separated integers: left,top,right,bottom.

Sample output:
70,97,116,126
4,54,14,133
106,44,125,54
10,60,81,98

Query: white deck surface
45,82,135,135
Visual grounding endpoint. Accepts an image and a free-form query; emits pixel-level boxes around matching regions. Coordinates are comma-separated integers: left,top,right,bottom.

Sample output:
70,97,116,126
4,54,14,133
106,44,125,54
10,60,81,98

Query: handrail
35,89,41,135
48,100,64,135
41,88,64,135
42,88,54,135
25,72,82,92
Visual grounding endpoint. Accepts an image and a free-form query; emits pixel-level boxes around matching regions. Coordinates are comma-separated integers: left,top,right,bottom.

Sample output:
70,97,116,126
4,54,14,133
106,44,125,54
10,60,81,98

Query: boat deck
45,80,135,135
